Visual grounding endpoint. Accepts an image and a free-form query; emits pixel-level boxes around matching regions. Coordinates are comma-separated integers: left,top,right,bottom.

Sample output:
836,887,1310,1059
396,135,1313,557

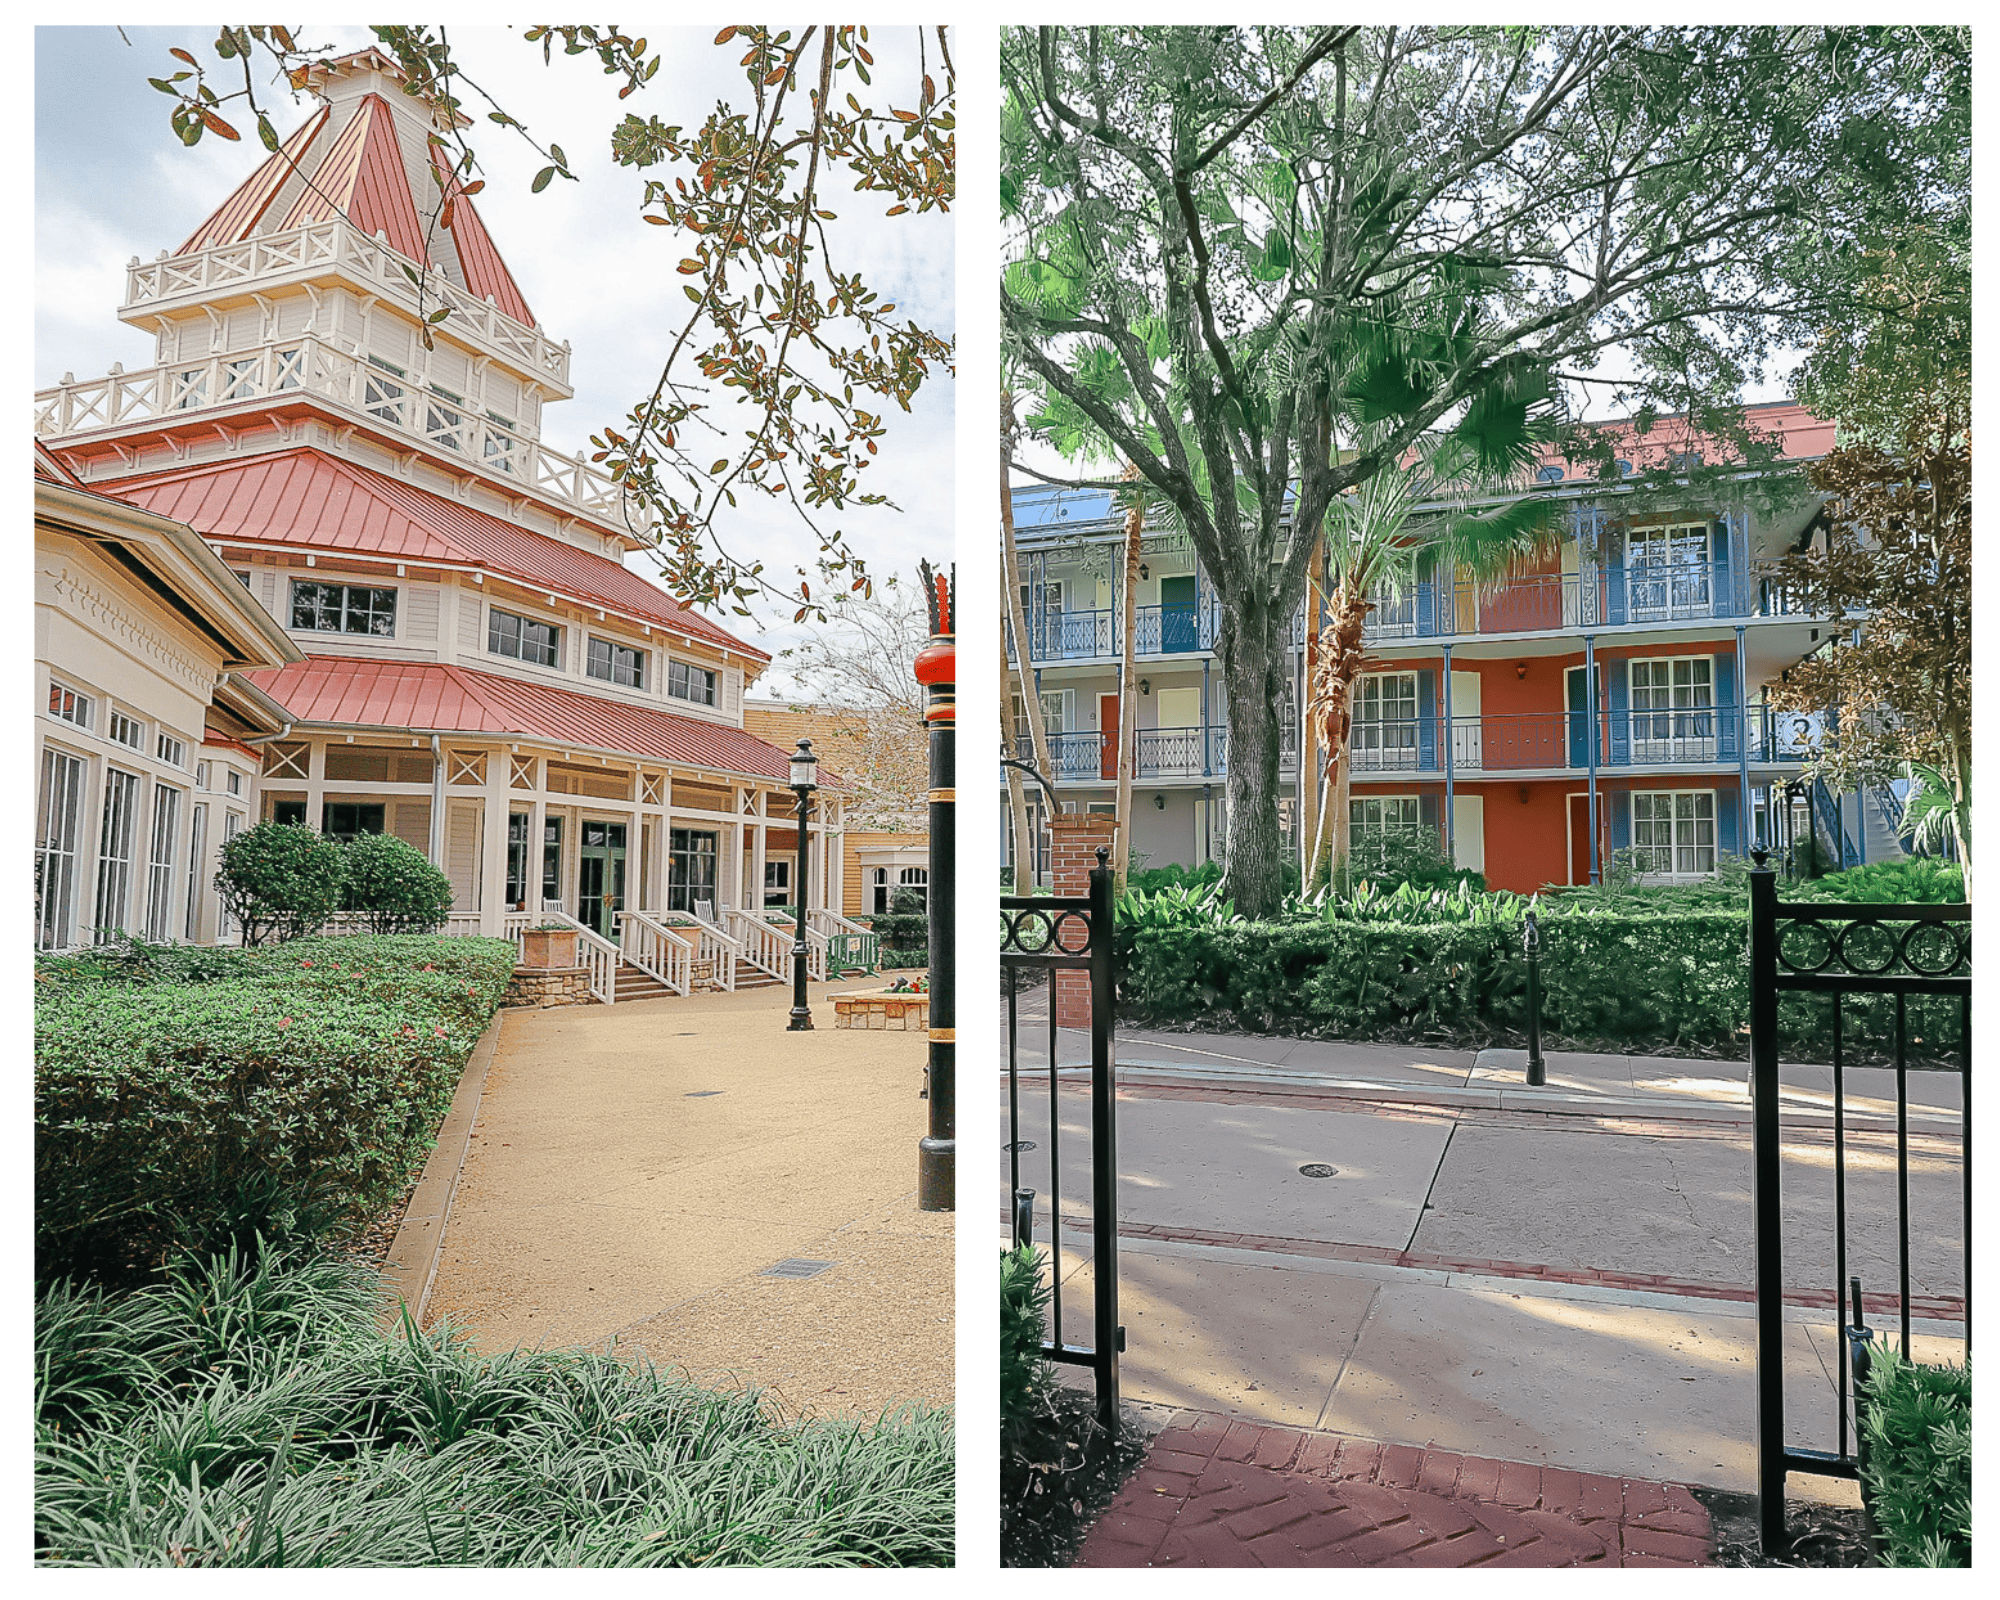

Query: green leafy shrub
863,912,928,952
340,833,457,933
1793,858,1966,904
1000,1246,1054,1435
214,822,346,946
881,948,930,970
35,1248,954,1567
35,937,515,1279
1340,827,1486,895
1860,1353,1970,1566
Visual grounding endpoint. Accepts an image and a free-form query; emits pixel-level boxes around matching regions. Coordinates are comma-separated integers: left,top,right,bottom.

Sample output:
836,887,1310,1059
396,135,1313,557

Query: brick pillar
1049,813,1117,1029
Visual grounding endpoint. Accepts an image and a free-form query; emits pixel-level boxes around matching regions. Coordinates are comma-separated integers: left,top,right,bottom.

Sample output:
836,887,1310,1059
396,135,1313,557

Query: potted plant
520,920,579,969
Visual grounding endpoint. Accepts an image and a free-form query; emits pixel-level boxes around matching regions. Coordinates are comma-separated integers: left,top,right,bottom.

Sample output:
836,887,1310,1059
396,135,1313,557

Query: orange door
1099,693,1120,780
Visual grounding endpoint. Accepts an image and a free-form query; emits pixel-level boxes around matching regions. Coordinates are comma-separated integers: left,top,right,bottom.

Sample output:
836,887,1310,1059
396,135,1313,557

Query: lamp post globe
787,738,817,1031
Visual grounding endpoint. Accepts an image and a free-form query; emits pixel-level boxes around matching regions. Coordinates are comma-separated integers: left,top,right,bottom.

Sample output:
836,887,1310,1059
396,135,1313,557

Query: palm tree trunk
1298,538,1324,887
1315,582,1372,890
1000,391,1057,796
1001,617,1034,888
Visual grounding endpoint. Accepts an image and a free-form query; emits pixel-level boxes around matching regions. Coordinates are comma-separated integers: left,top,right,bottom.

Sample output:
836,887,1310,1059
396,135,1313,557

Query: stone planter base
502,964,599,1009
832,989,930,1030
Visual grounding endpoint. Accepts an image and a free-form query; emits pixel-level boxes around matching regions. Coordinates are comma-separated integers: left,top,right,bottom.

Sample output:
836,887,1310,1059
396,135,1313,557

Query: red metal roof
273,94,428,262
248,655,835,786
1535,401,1834,477
177,106,331,255
430,149,537,327
104,447,765,661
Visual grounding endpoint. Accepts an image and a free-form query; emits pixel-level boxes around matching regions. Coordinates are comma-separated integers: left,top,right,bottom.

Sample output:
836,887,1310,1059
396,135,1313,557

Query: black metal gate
1001,847,1120,1428
1748,850,1970,1551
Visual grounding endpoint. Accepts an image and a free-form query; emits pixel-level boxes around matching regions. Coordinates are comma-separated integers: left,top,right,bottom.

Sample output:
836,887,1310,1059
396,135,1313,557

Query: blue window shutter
1712,517,1735,616
1417,669,1437,769
1567,666,1590,768
1609,789,1631,853
1715,651,1739,760
1608,658,1630,766
1607,522,1626,624
1718,785,1740,854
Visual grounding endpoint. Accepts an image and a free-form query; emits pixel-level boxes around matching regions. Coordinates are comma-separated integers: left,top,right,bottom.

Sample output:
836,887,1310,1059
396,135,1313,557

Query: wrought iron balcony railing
1344,707,1816,775
1361,561,1806,643
1006,721,1298,782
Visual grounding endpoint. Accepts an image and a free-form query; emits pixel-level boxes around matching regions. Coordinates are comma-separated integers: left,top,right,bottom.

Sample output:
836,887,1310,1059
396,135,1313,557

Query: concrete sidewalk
425,978,952,1421
1000,1027,1965,1540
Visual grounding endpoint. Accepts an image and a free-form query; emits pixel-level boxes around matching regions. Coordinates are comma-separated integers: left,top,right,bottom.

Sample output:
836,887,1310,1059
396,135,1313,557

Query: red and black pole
914,561,955,1211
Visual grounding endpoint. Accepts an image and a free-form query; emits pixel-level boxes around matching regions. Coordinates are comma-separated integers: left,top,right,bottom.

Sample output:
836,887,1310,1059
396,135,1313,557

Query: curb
378,1010,505,1329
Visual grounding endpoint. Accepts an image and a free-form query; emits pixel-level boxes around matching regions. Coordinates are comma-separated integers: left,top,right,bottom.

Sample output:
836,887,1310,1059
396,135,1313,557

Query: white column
478,746,509,934
751,790,768,912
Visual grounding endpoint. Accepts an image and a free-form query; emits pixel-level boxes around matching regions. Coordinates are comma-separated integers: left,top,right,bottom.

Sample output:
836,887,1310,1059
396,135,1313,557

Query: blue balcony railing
1007,722,1296,781
1341,707,1813,775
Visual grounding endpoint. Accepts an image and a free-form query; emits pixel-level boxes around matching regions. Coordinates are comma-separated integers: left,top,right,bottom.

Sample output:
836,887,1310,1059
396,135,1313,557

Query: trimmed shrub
340,833,456,933
35,937,515,1279
1860,1353,1970,1566
1000,1246,1054,1435
864,912,928,953
214,822,345,946
882,947,929,970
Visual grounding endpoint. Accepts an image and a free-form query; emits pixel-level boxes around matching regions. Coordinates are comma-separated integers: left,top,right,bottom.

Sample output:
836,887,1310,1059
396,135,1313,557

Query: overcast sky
34,25,955,698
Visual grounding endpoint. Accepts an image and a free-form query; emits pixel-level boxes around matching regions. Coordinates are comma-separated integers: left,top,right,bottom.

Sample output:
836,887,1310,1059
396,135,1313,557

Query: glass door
668,828,718,915
1158,574,1198,652
577,820,627,938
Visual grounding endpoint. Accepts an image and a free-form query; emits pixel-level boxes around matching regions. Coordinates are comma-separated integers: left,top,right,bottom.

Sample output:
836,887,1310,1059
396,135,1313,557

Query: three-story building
1004,402,1902,894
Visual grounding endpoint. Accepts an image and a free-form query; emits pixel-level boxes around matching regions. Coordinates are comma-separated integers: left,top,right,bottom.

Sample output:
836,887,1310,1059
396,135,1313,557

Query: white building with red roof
36,48,868,996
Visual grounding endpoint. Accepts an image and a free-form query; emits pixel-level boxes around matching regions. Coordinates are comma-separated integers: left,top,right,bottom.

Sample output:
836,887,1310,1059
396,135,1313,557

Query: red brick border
1075,1412,1715,1568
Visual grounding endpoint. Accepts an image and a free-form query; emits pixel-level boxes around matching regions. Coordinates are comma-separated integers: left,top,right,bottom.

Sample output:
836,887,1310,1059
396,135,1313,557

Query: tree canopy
1001,24,1967,914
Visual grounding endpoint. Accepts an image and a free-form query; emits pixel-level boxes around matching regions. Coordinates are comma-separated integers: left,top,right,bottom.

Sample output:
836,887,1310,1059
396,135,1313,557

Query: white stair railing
688,917,742,992
724,909,792,981
615,910,693,996
531,907,620,1004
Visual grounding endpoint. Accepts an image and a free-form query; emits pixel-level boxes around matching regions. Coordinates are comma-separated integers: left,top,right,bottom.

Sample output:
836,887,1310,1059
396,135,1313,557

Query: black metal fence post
1748,849,1788,1553
916,563,955,1212
1087,846,1121,1430
1523,908,1546,1087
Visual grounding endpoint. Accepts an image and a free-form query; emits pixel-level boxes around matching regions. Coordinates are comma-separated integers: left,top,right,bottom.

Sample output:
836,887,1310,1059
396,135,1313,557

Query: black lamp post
787,737,817,1031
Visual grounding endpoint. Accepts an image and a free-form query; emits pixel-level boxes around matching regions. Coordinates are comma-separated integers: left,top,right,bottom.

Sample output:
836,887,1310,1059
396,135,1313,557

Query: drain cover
1298,1162,1339,1178
684,1090,723,1098
760,1258,835,1280
1004,1139,1037,1152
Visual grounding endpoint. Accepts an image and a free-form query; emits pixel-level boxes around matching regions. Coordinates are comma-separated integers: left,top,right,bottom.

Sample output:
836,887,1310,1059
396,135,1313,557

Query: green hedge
1120,910,1964,1063
863,912,928,952
36,936,516,1280
881,948,930,970
1860,1353,1970,1566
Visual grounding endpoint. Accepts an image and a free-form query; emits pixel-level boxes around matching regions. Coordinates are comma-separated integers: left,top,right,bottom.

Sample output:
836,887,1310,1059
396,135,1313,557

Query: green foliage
214,822,346,946
1337,827,1487,897
1000,1246,1054,1436
1791,858,1965,904
1117,898,1964,1063
888,886,927,916
863,912,928,952
36,1248,954,1567
35,937,515,1280
1128,860,1223,894
1859,1353,1970,1567
340,833,457,933
881,948,929,970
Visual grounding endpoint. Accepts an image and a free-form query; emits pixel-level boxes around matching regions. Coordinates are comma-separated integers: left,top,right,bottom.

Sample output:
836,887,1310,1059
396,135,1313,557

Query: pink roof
272,94,428,263
177,106,332,254
104,447,765,661
248,655,835,785
430,149,537,327
1536,401,1834,478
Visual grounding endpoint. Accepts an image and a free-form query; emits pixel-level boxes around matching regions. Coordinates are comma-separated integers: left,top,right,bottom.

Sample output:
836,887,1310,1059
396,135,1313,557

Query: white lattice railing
441,913,485,938
121,218,570,383
530,907,619,1004
615,910,692,996
35,331,647,534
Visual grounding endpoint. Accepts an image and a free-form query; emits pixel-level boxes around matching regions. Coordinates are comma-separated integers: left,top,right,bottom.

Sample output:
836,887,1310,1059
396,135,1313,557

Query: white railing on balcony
35,332,647,534
121,218,570,385
530,906,619,1004
615,910,693,996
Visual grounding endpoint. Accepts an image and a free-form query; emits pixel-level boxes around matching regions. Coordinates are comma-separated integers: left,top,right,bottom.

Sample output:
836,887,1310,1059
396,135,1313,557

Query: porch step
612,966,676,1002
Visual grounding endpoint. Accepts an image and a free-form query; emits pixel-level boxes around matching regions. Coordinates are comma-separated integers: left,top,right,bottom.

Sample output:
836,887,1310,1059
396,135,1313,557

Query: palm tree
1306,429,1558,892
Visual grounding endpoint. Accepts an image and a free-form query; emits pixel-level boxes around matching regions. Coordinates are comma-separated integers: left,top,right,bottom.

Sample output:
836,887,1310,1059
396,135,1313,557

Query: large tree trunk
1113,473,1142,892
1216,597,1291,919
1000,391,1057,797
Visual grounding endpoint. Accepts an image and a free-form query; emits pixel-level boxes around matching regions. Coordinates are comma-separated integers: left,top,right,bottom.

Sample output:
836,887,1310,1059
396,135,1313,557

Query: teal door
1159,574,1198,652
577,820,627,938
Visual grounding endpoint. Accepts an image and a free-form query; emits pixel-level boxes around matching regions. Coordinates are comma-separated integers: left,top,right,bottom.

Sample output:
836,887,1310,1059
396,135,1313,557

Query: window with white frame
666,659,717,706
94,768,142,942
1353,673,1419,769
157,731,187,769
587,636,647,688
488,607,561,667
1632,790,1716,877
363,356,406,424
893,866,928,913
227,769,244,797
108,710,143,750
1627,523,1713,615
1629,657,1713,753
145,785,181,941
292,581,397,636
218,811,244,938
47,682,93,730
195,760,212,791
1350,794,1422,836
185,803,208,941
37,747,87,950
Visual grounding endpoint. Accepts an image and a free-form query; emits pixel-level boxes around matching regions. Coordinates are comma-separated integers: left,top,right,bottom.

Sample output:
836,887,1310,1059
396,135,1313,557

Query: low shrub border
1859,1353,1970,1566
36,936,516,1281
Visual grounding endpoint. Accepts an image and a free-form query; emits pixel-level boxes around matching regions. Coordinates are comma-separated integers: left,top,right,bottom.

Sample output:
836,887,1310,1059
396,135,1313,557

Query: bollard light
787,738,817,1032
